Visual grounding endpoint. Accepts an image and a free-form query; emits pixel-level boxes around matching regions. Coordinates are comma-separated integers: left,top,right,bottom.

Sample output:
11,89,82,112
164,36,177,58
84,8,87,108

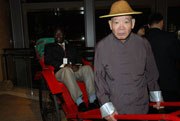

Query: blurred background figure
145,12,180,104
137,26,145,36
134,24,149,37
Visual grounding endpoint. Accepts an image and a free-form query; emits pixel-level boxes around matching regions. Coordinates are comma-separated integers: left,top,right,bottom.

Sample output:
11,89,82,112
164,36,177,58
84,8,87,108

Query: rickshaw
34,38,180,121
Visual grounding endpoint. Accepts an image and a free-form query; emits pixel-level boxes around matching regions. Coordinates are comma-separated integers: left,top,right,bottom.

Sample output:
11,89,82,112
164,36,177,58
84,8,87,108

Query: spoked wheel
39,78,61,121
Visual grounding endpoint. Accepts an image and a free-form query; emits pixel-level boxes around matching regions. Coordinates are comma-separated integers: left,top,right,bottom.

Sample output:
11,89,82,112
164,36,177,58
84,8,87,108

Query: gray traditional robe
94,33,163,117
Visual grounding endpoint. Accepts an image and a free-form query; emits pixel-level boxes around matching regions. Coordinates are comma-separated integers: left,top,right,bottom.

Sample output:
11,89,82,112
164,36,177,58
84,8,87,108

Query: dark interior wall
0,0,12,49
0,0,13,82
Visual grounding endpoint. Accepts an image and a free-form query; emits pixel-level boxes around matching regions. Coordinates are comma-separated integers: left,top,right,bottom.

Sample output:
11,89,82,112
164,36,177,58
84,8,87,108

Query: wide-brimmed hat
99,0,142,18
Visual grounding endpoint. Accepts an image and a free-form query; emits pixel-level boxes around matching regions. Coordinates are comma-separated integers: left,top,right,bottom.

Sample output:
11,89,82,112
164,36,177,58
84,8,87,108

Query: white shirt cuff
150,91,163,102
100,102,115,118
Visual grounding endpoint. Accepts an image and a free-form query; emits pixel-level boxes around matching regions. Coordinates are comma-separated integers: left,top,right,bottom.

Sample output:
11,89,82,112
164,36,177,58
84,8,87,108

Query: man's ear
108,20,112,30
131,18,135,29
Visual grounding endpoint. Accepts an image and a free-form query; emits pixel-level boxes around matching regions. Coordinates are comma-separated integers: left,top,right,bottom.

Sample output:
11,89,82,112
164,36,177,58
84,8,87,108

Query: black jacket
44,42,82,73
145,28,180,91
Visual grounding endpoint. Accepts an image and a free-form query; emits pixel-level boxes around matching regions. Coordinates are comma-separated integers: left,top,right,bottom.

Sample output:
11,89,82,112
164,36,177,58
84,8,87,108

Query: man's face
108,15,135,41
55,29,64,43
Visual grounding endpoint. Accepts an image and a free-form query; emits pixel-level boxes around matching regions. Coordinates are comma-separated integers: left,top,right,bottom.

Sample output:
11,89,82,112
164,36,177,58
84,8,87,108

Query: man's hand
104,110,118,121
153,102,164,110
64,64,79,72
72,65,79,72
65,64,72,68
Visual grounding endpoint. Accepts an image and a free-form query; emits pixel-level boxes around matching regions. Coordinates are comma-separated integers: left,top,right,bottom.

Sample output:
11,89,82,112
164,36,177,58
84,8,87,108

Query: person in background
94,1,164,121
136,25,149,37
137,26,145,36
44,27,99,112
145,12,180,104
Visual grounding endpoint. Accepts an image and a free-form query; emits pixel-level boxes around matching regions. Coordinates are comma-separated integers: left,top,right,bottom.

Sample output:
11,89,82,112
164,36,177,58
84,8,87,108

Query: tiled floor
0,87,39,100
0,94,42,121
0,87,67,121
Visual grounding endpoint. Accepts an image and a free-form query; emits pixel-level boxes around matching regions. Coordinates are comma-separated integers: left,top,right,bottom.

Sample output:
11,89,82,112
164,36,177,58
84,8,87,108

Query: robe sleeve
94,44,116,117
145,40,163,102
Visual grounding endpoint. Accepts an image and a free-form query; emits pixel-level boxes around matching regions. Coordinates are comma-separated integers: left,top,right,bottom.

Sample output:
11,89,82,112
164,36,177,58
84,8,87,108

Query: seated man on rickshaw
44,26,99,112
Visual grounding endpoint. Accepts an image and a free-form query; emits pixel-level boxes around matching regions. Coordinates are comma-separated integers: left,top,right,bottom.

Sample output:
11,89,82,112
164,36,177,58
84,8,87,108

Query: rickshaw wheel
39,78,61,121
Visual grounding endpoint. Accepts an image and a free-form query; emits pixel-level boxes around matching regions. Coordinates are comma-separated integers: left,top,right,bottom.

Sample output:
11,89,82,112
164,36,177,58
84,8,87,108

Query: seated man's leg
55,67,83,103
55,67,89,112
75,65,99,109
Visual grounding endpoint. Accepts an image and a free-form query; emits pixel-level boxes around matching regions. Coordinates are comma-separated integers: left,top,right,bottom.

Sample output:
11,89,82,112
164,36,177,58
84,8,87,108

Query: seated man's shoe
78,102,89,112
88,99,100,110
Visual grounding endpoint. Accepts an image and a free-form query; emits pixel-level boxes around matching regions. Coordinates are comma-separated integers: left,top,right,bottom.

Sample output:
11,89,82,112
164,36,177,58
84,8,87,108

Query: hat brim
99,11,142,18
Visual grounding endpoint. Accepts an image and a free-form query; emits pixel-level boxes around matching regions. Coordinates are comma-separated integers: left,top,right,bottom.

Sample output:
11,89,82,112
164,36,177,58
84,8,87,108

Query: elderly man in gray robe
94,0,164,121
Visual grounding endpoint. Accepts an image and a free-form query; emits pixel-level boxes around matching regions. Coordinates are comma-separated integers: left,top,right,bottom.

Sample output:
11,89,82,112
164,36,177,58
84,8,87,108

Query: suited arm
44,45,63,70
171,35,180,60
68,46,82,65
145,40,163,102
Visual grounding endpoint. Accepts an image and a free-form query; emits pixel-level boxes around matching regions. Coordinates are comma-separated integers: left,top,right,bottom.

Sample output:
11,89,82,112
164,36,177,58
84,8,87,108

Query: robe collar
112,32,132,45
